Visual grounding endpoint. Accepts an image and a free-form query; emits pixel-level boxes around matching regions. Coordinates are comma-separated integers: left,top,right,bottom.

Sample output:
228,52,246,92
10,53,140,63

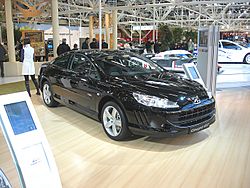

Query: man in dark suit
82,37,89,49
57,39,70,56
102,40,108,49
90,38,98,49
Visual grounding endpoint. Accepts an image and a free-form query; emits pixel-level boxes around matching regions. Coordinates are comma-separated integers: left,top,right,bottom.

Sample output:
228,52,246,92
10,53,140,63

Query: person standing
72,43,78,50
0,43,7,77
21,38,40,97
45,41,49,61
90,38,98,49
154,40,160,54
82,37,89,49
245,35,249,43
57,38,70,56
145,40,152,53
188,39,194,53
102,40,108,49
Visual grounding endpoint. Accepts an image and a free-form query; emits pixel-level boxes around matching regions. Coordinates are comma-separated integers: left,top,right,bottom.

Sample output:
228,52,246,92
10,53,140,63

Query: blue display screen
4,101,37,135
188,67,199,79
48,44,53,49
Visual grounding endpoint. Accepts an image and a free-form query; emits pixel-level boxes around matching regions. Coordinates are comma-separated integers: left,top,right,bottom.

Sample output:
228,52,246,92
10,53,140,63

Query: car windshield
238,42,250,48
96,52,164,76
152,59,172,67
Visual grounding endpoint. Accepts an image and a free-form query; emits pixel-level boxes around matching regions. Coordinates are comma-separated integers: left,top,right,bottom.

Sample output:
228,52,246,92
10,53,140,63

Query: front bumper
126,99,216,137
129,113,215,137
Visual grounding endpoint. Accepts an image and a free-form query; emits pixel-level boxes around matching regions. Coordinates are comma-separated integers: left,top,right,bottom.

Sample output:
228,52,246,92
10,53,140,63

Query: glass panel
4,101,37,135
53,55,70,69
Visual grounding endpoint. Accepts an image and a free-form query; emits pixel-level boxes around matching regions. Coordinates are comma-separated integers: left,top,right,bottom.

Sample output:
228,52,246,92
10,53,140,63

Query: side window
89,65,100,80
222,42,241,50
71,54,91,73
71,54,100,79
53,55,70,69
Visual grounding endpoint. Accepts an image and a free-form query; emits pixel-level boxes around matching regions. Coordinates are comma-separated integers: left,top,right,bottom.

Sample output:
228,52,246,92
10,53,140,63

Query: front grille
131,100,215,131
178,103,214,122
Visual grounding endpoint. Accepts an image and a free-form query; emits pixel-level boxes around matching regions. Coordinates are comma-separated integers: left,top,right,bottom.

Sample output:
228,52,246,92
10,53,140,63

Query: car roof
219,39,248,49
158,50,191,55
67,49,147,60
151,57,178,60
155,50,191,58
219,39,237,43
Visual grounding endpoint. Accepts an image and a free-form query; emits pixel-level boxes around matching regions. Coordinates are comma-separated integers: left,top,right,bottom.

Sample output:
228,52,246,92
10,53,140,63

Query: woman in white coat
21,38,40,97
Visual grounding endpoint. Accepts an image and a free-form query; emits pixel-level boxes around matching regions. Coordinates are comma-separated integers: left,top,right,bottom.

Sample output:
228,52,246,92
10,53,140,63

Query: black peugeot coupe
39,50,215,141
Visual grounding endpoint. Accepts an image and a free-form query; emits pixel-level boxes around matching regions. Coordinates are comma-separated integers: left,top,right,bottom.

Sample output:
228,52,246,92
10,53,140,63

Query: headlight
133,92,179,109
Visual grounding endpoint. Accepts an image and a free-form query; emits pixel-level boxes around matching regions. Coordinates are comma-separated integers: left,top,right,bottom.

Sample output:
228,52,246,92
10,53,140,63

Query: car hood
110,73,208,104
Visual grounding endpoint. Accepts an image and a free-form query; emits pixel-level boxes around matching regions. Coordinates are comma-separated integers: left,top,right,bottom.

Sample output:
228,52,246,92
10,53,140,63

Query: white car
152,50,194,72
155,50,193,59
218,40,250,64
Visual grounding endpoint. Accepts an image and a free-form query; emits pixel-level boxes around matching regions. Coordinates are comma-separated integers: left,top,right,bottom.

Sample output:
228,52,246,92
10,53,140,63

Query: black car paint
39,50,215,137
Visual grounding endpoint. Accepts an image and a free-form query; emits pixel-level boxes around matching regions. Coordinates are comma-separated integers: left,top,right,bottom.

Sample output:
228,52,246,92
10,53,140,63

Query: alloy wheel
102,106,122,137
43,83,52,105
245,54,250,64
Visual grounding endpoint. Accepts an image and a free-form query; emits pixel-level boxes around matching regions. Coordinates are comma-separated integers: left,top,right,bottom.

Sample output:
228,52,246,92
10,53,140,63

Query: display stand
183,62,205,88
197,25,219,96
0,169,12,188
0,92,62,188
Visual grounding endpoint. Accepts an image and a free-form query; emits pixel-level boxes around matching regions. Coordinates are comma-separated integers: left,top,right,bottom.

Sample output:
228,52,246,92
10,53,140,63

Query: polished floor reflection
1,87,250,188
217,64,250,88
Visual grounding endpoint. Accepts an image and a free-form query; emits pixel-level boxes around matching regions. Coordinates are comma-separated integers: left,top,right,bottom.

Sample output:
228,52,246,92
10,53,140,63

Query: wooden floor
1,87,250,188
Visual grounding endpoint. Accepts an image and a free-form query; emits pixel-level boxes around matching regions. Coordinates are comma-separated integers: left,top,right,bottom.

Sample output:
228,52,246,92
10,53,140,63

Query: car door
221,41,244,62
49,54,74,100
218,41,228,62
68,53,101,112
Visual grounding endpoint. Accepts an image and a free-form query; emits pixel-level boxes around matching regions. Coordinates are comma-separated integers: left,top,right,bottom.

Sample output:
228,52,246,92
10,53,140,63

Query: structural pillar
89,16,94,41
98,0,102,50
68,5,71,48
112,10,118,50
139,17,142,45
79,16,82,38
52,0,60,58
153,0,156,42
68,18,71,48
156,23,158,40
105,13,110,49
5,0,16,62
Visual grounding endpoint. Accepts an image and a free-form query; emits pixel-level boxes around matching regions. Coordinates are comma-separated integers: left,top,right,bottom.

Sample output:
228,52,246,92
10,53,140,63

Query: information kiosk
183,62,205,88
197,25,219,96
0,92,62,188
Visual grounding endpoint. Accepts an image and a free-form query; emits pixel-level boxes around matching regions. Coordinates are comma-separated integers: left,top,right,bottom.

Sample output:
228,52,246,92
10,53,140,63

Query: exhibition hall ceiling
10,0,250,30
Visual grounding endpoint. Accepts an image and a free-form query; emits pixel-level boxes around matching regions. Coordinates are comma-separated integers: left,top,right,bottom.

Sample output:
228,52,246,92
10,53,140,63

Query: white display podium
0,92,62,188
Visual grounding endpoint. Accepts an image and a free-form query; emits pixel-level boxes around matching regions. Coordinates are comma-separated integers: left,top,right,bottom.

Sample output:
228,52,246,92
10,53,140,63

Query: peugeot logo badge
193,96,201,104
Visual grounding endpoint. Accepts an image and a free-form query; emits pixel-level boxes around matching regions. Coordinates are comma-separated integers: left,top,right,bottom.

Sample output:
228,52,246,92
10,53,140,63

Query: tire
101,101,131,141
42,81,59,107
243,53,250,64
